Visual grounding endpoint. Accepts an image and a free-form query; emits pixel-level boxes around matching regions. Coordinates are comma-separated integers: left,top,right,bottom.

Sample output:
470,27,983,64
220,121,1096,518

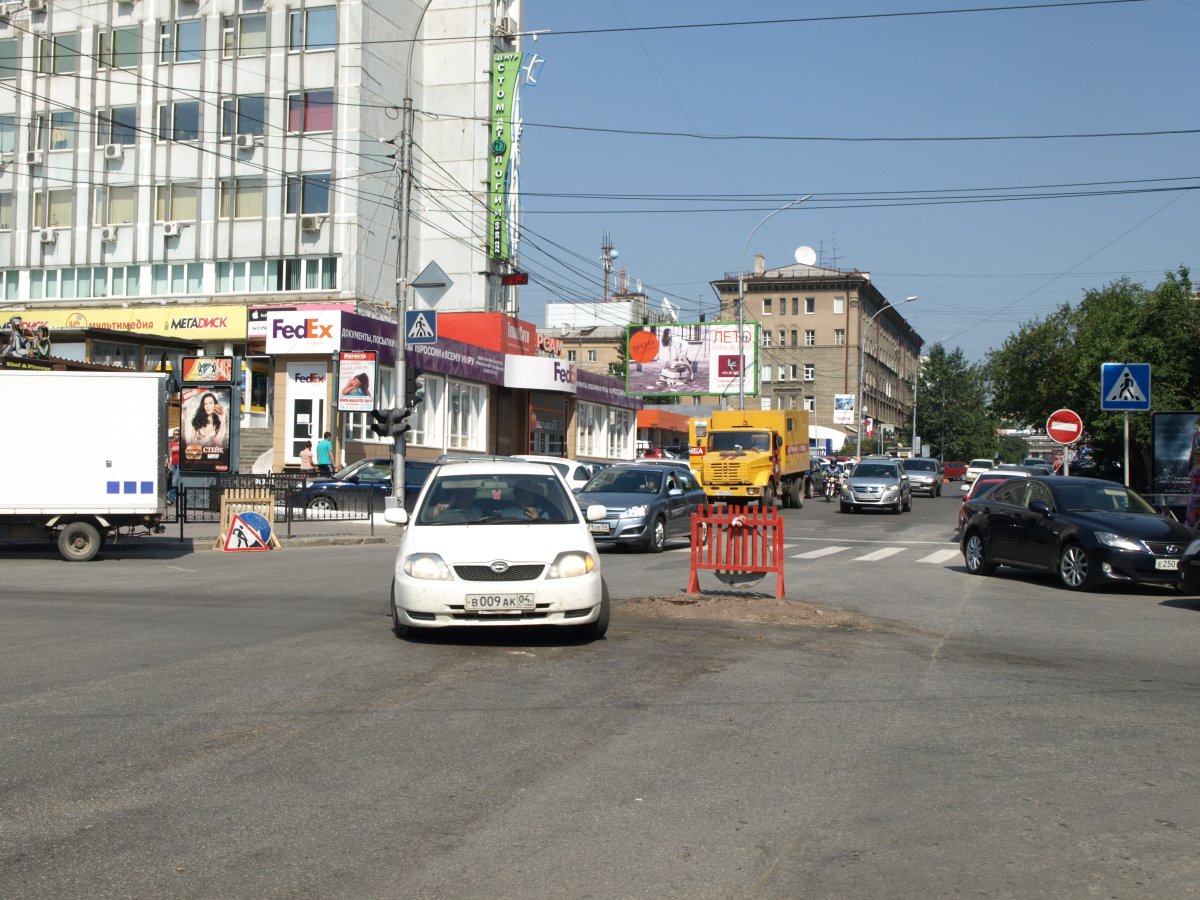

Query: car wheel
963,532,994,576
903,493,912,512
804,478,813,499
58,521,102,562
840,502,851,513
761,481,777,509
576,580,611,640
645,517,666,553
306,495,337,513
789,478,803,509
1058,542,1096,591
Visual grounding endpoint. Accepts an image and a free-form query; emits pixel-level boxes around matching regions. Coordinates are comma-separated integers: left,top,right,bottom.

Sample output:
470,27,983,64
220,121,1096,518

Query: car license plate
1155,558,1178,570
464,593,535,611
589,523,611,534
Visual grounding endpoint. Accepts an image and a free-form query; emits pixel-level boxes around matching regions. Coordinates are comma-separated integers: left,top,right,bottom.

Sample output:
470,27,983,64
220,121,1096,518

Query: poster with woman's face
180,386,232,473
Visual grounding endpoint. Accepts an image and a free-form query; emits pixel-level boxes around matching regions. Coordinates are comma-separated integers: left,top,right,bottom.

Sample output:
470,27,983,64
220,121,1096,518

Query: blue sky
514,0,1197,362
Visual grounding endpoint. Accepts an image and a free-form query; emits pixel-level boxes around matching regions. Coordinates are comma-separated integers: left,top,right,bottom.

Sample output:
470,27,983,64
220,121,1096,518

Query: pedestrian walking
299,440,316,477
316,431,334,477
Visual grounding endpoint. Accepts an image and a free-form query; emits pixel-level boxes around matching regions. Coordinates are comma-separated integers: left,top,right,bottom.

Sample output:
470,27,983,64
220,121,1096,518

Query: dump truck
691,410,811,507
0,369,169,561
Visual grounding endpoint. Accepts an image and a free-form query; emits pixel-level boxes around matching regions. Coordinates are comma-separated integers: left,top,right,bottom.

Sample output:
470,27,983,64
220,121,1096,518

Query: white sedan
383,461,609,639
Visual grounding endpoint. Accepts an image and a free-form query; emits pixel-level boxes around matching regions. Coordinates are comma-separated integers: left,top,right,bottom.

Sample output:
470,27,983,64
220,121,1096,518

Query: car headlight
547,551,596,579
622,505,648,519
1094,531,1147,552
402,553,453,580
883,486,899,496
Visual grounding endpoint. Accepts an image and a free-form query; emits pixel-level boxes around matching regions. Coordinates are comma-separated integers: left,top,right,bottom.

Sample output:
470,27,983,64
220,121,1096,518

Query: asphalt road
2,491,1199,898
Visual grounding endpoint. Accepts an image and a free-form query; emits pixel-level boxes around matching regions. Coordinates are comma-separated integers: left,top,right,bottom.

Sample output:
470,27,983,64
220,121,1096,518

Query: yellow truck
690,410,811,507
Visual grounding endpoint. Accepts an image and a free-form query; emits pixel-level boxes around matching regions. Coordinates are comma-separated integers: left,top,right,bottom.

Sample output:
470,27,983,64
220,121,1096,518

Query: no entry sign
1046,408,1084,445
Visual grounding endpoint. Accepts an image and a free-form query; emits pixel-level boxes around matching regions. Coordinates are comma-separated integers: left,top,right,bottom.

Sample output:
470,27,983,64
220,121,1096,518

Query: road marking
793,546,851,559
788,535,951,546
917,548,961,565
854,547,905,561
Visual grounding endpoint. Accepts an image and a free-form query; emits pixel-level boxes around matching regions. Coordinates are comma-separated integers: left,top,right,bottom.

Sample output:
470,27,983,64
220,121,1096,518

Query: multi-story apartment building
710,256,922,447
0,2,643,468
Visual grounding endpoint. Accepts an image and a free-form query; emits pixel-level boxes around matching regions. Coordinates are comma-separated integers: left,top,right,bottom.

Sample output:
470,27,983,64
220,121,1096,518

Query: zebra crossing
785,541,961,565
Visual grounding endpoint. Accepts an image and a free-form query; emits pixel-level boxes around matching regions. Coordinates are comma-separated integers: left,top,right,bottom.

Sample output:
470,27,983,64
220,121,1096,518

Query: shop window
448,380,486,451
407,373,444,447
576,401,605,457
607,408,633,458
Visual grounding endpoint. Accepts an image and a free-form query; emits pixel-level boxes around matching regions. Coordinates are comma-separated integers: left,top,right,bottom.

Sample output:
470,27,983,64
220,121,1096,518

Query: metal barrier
687,504,786,599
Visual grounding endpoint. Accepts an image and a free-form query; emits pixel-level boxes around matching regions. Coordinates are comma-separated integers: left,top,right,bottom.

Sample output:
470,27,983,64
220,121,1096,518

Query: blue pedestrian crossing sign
1100,363,1150,411
405,310,438,345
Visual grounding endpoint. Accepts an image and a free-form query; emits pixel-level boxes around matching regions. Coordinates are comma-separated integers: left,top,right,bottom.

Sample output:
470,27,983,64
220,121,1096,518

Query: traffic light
370,406,413,439
405,367,426,407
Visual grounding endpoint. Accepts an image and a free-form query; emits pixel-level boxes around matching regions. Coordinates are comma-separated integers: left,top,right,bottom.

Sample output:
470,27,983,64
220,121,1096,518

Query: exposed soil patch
619,593,874,629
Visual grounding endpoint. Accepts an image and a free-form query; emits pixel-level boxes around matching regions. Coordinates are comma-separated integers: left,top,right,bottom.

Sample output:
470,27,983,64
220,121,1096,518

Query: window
790,364,799,381
223,14,267,59
567,350,576,361
804,396,815,412
0,39,18,80
607,408,633,458
219,178,265,218
158,102,201,142
448,380,486,451
778,329,785,347
286,90,334,133
48,112,76,151
151,263,204,295
791,329,798,347
762,330,771,348
576,401,605,457
791,298,799,315
805,297,815,314
39,34,80,75
97,27,141,69
835,328,846,346
285,173,331,215
221,95,266,137
0,115,13,152
777,365,786,382
761,365,771,383
0,192,12,231
34,189,74,228
215,257,338,292
161,20,202,64
762,298,772,315
408,373,444,447
289,6,336,51
1,271,17,300
31,266,141,300
155,184,198,222
94,185,137,225
804,329,815,347
587,350,597,362
833,296,845,315
96,107,137,146
804,363,815,381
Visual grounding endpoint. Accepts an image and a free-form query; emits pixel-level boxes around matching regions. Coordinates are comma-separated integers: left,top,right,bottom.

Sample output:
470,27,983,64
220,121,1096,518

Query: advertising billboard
833,393,855,425
1151,411,1200,525
337,351,377,413
625,322,758,397
180,385,233,474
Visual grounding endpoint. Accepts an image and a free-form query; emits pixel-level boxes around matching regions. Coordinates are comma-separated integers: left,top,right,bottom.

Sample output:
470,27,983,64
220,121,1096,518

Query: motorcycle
823,471,839,502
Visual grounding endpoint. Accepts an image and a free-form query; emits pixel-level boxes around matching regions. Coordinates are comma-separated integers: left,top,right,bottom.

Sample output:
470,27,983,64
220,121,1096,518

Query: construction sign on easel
223,511,277,552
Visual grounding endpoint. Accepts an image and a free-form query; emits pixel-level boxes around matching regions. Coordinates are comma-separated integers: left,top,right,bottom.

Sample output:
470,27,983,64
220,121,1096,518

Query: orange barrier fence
687,504,786,599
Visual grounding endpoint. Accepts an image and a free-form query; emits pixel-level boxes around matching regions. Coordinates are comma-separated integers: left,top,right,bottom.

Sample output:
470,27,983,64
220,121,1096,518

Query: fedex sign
265,310,341,354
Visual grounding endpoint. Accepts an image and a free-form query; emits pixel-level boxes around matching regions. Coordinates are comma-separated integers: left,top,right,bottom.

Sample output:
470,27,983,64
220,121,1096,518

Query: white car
965,458,995,484
383,461,610,639
512,454,598,491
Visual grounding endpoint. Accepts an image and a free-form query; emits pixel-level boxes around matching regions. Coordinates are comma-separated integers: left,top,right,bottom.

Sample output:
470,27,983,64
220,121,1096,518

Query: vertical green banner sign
488,51,522,261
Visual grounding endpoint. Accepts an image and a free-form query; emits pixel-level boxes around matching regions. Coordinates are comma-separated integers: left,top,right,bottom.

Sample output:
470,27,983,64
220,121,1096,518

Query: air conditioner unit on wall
100,226,119,242
25,149,43,166
234,133,258,150
39,228,56,244
28,0,48,12
300,215,323,232
103,143,124,160
163,221,182,237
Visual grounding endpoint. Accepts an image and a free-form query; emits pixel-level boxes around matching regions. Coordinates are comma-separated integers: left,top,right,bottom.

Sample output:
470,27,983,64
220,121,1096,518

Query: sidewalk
134,513,402,553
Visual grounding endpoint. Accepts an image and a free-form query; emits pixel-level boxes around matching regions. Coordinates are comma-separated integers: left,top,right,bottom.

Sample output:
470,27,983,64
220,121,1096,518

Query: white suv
965,458,995,484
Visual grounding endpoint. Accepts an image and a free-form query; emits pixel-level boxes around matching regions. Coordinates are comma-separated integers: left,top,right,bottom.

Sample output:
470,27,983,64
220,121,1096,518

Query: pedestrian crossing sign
405,310,438,345
1100,363,1151,411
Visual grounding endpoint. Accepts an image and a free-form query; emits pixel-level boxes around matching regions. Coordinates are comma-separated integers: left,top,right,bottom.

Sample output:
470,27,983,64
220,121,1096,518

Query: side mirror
1029,500,1053,518
383,507,409,526
585,504,606,522
668,487,683,497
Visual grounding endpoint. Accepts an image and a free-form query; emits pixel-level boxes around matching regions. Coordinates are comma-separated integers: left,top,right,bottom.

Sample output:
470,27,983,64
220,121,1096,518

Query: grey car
574,464,707,552
902,457,942,497
840,458,912,514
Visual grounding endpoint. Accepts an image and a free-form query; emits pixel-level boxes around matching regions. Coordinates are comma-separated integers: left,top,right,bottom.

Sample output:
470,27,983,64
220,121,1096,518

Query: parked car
942,461,968,481
840,458,911,514
1022,457,1047,467
965,458,995,483
1179,535,1200,595
382,461,610,639
302,457,435,513
513,455,598,491
902,457,943,497
574,463,708,552
961,476,1195,591
956,470,1030,532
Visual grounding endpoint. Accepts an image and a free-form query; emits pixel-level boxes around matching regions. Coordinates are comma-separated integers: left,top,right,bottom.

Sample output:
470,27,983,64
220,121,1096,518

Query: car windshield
903,460,937,472
969,459,993,469
582,469,664,494
1054,482,1157,514
851,463,899,479
331,460,383,481
708,431,771,452
416,473,578,525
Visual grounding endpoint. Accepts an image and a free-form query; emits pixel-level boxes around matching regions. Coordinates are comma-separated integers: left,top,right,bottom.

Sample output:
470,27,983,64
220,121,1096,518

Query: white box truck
0,369,169,561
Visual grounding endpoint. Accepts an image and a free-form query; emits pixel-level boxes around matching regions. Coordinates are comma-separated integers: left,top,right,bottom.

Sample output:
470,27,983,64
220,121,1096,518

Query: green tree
915,344,995,460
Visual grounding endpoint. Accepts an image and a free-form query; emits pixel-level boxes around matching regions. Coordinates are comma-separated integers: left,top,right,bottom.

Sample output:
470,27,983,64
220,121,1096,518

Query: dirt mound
619,594,873,629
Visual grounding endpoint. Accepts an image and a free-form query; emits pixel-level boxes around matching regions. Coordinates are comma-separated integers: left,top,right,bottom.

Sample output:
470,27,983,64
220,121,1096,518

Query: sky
511,0,1198,362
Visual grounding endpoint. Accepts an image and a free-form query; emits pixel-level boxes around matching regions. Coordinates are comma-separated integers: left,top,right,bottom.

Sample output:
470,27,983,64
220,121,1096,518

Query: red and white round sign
1046,408,1084,445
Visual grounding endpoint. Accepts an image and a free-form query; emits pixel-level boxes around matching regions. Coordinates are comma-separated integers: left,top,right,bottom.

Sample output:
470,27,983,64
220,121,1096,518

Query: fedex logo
272,317,334,340
553,361,576,384
294,373,326,383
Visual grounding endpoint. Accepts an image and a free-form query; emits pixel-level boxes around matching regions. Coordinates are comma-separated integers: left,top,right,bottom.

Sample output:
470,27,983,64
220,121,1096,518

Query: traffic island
619,593,874,629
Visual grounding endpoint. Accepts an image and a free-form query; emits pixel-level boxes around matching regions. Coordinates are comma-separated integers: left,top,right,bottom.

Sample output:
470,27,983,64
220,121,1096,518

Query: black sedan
960,476,1195,591
302,458,435,513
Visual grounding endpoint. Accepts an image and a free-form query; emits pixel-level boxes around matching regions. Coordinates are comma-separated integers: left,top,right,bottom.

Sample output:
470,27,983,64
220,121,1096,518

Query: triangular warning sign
224,514,269,552
407,313,434,339
1104,366,1146,403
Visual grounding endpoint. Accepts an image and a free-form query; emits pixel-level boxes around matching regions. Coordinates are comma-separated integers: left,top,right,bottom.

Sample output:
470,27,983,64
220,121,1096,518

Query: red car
942,461,968,481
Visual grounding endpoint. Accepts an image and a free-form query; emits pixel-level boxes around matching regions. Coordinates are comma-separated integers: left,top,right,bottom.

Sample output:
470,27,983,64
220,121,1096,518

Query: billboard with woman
181,386,233,473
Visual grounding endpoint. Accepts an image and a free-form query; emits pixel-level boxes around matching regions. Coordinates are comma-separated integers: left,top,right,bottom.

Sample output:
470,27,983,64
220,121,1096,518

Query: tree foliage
915,344,995,460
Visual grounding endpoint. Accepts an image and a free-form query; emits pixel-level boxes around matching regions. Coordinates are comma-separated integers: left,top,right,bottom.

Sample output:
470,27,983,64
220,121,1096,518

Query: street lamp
856,295,917,457
736,196,812,409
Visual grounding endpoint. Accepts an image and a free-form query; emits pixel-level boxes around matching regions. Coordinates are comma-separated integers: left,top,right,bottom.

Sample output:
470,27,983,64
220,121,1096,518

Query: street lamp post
911,351,922,455
856,295,917,458
736,196,812,410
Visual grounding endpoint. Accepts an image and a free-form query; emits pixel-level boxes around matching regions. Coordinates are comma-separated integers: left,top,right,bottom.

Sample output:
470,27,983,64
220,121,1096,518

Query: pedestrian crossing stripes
794,546,852,559
790,545,962,564
855,547,905,562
